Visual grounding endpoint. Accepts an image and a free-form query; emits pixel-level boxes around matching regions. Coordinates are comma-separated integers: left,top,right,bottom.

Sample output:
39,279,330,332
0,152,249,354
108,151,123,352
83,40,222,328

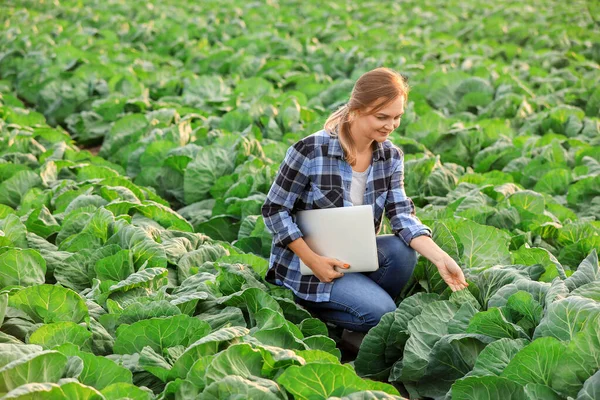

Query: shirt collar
327,133,386,162
373,141,386,161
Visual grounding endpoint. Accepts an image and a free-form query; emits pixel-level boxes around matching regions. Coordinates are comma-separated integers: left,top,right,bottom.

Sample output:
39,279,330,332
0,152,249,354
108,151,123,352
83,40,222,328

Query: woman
261,68,468,336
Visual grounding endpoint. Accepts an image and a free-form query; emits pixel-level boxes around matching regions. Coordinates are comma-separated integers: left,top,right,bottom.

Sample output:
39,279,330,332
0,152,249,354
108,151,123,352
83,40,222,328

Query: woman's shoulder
299,129,331,146
289,129,332,157
380,139,404,161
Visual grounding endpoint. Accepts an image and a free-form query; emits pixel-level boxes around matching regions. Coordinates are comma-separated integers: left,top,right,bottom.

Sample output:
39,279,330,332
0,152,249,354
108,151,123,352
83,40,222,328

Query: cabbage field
0,0,599,399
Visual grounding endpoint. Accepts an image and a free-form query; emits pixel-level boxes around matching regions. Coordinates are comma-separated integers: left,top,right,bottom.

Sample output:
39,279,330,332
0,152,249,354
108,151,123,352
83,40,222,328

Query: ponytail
324,104,358,166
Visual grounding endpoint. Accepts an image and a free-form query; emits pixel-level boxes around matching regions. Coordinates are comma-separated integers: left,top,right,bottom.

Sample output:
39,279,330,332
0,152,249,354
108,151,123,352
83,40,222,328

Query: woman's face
350,96,405,145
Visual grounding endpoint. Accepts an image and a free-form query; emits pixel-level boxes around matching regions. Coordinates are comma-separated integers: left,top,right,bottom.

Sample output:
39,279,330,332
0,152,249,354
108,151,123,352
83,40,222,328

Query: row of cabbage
356,229,600,399
2,96,599,400
1,0,598,138
0,98,405,399
2,0,598,269
2,94,600,400
1,0,599,399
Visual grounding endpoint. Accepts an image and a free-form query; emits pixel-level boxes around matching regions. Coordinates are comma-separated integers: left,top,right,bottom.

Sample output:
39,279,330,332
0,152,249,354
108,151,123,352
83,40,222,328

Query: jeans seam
373,248,389,286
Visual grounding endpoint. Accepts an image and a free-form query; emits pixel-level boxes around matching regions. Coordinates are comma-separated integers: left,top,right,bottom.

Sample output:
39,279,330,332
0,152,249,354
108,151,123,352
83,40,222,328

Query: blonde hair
324,68,410,166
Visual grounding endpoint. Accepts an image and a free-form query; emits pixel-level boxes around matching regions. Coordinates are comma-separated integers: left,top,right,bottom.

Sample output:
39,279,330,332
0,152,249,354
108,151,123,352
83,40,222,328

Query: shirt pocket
310,182,344,209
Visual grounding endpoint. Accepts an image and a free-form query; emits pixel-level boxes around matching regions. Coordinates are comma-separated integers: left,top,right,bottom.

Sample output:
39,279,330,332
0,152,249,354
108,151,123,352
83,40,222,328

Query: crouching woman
261,67,468,335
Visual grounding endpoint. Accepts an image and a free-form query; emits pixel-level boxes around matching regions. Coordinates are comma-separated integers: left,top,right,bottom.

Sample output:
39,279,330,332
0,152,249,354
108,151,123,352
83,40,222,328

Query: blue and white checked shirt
261,129,432,302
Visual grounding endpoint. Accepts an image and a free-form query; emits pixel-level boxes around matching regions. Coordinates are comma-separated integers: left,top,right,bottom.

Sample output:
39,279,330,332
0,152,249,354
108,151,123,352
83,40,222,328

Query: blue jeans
295,234,418,332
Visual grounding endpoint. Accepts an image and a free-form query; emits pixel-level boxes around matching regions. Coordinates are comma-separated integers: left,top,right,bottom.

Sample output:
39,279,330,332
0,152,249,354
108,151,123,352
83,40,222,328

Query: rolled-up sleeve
385,156,432,246
261,141,310,248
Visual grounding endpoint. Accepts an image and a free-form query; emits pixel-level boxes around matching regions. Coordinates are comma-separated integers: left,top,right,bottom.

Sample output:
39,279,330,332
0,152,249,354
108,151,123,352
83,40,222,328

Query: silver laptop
295,205,379,276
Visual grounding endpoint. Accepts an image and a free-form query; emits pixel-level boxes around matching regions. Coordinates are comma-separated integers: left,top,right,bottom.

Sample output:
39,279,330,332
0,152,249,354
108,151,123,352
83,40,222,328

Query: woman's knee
378,234,418,268
397,241,418,268
362,296,396,328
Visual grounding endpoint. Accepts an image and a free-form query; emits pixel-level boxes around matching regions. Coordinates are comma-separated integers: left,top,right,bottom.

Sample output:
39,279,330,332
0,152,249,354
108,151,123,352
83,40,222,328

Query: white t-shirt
350,168,369,206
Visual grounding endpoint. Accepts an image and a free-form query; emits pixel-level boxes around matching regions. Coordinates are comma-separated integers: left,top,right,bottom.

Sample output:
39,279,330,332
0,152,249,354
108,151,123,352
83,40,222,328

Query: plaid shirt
261,129,432,302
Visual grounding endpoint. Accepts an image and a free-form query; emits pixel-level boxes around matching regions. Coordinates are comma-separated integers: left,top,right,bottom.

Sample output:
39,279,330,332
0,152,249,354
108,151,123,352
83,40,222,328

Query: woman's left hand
433,253,469,292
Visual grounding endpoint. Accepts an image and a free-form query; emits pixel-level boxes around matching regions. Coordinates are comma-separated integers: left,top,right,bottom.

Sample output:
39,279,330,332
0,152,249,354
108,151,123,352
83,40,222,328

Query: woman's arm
409,235,469,292
384,152,468,292
384,155,433,245
261,141,311,248
262,141,349,283
408,235,445,264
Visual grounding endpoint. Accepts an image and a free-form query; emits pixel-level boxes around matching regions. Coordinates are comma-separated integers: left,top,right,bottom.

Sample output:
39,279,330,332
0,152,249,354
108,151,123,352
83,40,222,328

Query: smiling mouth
378,130,391,134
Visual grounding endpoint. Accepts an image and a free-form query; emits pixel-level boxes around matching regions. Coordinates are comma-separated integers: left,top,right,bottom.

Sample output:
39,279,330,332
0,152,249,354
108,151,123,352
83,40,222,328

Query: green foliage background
0,0,598,399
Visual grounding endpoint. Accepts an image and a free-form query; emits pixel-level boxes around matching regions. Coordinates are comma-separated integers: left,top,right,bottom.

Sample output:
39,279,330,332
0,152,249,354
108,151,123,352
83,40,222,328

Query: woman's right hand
304,255,350,283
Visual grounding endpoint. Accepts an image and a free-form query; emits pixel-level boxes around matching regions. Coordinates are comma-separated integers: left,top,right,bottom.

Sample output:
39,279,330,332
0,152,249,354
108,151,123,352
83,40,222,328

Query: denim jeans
295,234,418,333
